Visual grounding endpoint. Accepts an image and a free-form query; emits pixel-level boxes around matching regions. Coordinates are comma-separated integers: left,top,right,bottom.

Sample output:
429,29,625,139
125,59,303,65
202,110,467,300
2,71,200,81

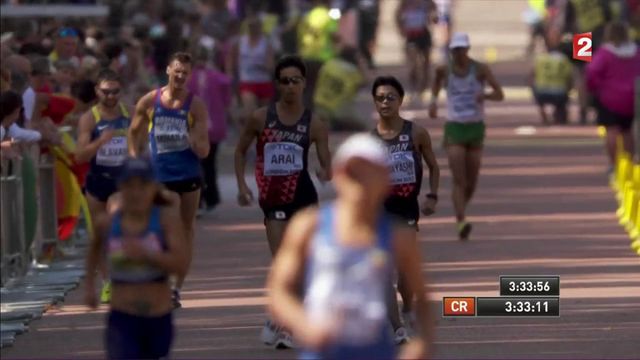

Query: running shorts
106,310,173,360
384,197,420,231
260,181,318,222
85,173,118,203
444,121,486,148
163,177,202,194
406,31,432,51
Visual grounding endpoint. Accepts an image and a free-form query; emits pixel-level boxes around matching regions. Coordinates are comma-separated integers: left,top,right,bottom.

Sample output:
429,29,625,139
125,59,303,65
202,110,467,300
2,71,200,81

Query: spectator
0,91,22,159
188,46,231,214
587,22,640,171
297,0,340,109
314,47,369,130
53,59,78,95
30,56,54,93
1,66,10,92
49,27,81,67
1,90,42,144
529,43,573,125
1,91,24,139
229,14,275,129
203,0,235,42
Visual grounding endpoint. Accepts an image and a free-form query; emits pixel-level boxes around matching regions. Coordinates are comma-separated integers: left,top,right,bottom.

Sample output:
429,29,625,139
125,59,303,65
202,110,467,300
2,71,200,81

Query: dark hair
0,91,23,124
71,79,97,104
168,52,193,65
103,39,123,60
274,55,307,79
605,22,630,45
371,76,405,98
96,68,121,84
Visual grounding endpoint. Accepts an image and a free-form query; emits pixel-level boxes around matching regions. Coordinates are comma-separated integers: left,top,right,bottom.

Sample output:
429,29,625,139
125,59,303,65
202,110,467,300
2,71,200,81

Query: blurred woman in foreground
84,156,186,359
267,134,432,359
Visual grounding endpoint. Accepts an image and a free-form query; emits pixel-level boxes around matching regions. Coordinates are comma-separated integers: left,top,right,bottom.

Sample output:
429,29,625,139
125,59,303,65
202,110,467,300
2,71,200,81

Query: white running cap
333,133,388,169
449,32,471,49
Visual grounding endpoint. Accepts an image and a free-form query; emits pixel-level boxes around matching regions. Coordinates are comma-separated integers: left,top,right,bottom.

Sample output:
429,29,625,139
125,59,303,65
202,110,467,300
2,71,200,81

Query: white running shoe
394,327,410,345
275,330,297,349
260,320,280,346
402,311,417,336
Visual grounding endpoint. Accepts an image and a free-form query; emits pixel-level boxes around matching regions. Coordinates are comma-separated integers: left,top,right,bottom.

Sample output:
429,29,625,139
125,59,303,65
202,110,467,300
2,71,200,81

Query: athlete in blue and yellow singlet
76,69,132,304
129,52,210,308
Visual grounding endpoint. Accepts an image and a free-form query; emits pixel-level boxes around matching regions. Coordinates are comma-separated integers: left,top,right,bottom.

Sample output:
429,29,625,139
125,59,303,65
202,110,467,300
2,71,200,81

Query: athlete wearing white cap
267,133,432,360
429,32,504,241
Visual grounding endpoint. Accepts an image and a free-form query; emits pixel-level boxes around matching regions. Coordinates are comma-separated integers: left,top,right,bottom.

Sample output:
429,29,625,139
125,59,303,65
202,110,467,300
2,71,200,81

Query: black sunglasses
374,94,399,103
278,76,304,85
99,88,121,96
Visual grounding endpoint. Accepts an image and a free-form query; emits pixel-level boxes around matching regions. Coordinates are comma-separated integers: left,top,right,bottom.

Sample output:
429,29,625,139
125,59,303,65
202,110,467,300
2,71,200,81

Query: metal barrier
35,153,59,262
1,158,26,285
0,146,59,286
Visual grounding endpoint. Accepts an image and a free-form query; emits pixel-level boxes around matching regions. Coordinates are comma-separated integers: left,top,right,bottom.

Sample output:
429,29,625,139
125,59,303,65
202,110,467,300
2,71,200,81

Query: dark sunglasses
374,94,399,103
58,27,79,38
278,76,304,85
99,88,121,96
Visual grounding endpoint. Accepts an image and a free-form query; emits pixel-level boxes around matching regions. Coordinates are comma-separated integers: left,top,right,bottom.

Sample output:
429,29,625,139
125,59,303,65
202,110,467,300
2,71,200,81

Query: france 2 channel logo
573,32,593,62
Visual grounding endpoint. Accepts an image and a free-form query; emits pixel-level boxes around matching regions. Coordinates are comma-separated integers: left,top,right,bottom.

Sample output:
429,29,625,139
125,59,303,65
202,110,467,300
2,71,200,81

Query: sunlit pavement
3,1,640,359
3,60,639,359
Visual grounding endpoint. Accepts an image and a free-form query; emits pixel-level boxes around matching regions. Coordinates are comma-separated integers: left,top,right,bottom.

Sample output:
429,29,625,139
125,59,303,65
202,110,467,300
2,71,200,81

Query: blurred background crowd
0,0,639,251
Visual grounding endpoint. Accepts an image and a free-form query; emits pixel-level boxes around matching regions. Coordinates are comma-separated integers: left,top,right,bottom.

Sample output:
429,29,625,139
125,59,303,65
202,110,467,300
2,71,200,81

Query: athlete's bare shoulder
251,106,269,127
411,121,431,146
136,89,157,109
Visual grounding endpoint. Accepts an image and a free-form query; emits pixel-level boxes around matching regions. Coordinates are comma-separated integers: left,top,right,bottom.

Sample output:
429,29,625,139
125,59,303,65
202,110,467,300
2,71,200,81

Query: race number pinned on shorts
389,151,416,185
263,142,304,176
573,32,592,62
96,136,128,167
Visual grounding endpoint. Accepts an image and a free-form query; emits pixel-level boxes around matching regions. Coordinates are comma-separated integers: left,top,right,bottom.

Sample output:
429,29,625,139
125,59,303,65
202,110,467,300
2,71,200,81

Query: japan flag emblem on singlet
297,125,307,133
399,134,410,142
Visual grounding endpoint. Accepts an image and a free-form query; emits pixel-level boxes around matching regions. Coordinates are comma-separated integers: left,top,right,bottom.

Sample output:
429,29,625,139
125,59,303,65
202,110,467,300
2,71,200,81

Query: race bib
263,142,304,176
389,151,416,185
96,136,128,167
153,116,190,154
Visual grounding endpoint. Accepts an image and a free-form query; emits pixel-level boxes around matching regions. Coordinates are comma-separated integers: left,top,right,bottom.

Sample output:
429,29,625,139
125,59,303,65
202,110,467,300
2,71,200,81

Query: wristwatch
426,193,438,201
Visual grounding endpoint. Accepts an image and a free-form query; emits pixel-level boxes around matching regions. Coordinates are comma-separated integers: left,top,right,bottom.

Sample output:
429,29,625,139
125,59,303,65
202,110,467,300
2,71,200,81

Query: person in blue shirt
267,133,432,359
128,51,210,308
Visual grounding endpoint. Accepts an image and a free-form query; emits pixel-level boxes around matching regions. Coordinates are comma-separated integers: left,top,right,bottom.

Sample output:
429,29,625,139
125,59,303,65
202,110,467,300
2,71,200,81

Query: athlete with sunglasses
371,76,440,341
76,69,132,304
235,55,331,349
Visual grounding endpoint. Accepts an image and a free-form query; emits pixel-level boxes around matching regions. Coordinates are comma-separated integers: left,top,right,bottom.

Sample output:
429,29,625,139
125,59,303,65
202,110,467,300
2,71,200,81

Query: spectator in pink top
188,45,232,213
587,22,640,170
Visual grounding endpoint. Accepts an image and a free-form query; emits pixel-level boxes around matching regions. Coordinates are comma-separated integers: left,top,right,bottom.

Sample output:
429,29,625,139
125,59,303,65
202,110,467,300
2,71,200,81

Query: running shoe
457,221,472,241
275,330,296,349
402,311,417,336
260,320,280,346
172,289,182,309
394,327,410,345
100,281,111,304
